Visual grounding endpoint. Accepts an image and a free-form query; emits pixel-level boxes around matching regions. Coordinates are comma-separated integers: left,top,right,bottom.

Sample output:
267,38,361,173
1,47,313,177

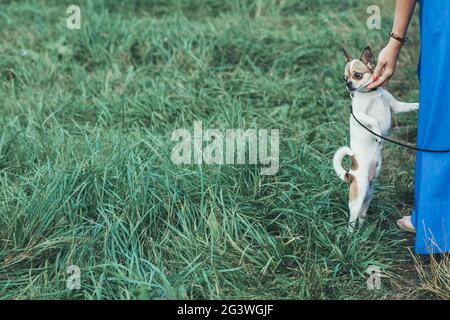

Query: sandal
396,215,416,234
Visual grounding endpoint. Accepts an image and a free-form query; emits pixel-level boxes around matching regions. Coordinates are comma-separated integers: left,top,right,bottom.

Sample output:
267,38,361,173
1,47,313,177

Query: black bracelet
389,32,408,45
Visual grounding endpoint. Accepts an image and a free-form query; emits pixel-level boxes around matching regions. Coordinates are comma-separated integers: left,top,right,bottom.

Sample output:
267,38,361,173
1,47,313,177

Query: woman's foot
396,215,416,234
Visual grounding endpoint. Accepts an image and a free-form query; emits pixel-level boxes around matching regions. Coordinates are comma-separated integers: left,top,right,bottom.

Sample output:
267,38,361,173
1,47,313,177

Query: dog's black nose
346,81,353,87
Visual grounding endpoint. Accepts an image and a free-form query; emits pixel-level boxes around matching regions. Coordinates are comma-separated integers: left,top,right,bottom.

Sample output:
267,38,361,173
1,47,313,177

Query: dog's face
342,47,376,92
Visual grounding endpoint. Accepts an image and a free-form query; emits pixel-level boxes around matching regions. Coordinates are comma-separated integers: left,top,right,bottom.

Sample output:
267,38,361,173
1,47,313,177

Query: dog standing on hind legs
333,46,419,233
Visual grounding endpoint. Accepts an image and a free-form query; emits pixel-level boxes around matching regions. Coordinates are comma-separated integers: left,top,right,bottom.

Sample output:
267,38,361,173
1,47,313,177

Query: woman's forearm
368,0,417,88
391,0,417,39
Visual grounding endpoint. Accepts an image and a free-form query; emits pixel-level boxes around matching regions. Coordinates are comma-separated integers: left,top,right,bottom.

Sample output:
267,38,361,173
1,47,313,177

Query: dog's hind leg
358,185,374,226
357,159,380,226
347,174,370,233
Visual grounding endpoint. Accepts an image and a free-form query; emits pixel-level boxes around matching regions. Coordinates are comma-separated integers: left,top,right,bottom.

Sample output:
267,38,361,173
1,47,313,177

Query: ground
0,0,448,299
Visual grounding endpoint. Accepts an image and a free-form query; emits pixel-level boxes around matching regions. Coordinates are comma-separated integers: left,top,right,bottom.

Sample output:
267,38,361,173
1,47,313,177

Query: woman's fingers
374,68,393,87
367,61,386,89
367,41,401,89
373,60,386,79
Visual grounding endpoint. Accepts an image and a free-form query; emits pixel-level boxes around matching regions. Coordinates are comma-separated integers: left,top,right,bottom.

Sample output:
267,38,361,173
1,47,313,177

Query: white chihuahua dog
333,47,419,232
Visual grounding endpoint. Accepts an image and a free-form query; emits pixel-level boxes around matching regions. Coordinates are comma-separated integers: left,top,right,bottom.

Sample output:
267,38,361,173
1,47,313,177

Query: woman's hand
367,39,403,89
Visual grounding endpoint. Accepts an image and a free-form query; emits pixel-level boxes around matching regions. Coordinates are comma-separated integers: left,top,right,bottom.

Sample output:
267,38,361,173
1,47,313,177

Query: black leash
349,102,450,153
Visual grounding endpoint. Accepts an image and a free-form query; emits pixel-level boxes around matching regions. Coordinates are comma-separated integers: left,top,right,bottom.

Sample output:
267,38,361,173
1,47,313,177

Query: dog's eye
343,75,348,81
354,72,362,79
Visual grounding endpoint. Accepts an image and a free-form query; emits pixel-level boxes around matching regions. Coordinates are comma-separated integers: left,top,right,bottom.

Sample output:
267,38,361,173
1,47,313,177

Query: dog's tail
332,146,354,183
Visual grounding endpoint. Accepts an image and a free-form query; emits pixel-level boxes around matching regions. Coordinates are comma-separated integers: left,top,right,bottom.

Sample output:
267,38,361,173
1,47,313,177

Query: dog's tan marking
349,176,358,203
351,156,359,171
350,61,371,79
352,60,368,72
344,172,353,184
344,172,359,202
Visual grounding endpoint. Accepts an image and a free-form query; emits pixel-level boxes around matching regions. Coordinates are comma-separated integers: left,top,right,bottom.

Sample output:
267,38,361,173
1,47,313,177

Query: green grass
0,0,442,299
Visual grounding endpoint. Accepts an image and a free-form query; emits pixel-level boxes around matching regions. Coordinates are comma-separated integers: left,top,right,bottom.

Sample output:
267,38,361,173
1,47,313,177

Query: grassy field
0,0,447,299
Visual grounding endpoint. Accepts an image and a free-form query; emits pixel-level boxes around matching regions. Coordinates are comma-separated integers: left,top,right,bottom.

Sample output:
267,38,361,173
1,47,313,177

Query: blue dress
412,0,450,254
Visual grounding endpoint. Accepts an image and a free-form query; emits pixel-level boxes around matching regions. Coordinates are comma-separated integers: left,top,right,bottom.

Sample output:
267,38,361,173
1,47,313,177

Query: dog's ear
360,47,376,70
342,47,352,62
